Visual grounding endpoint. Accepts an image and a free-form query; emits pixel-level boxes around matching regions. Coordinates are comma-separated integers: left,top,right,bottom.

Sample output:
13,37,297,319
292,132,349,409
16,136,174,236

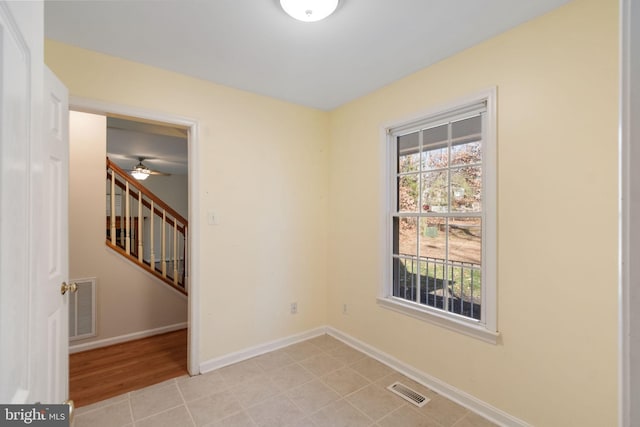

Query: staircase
106,158,188,295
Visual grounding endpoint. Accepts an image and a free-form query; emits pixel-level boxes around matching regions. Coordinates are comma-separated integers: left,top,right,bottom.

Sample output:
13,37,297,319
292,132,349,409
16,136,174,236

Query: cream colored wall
48,43,330,359
69,111,188,345
327,0,618,426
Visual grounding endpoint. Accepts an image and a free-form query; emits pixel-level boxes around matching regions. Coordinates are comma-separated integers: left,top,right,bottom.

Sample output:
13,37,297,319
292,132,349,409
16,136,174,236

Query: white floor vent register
69,277,96,341
387,381,430,408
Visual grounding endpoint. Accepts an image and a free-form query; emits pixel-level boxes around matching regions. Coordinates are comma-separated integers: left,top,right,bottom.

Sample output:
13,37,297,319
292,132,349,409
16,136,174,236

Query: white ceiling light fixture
131,169,150,181
280,0,339,22
130,161,151,180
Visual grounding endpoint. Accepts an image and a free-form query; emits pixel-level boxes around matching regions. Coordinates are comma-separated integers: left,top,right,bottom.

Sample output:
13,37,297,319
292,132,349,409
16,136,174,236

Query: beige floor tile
299,353,345,377
246,394,305,427
230,373,279,408
327,343,368,365
310,399,373,427
187,390,243,427
278,416,316,427
453,412,498,427
130,383,183,421
135,405,194,427
74,401,133,427
378,406,442,427
177,371,228,402
350,357,395,382
218,359,265,385
75,393,129,416
131,377,178,394
346,384,406,421
267,362,315,391
286,379,340,414
283,341,323,362
322,367,370,396
306,334,344,351
418,395,468,427
253,349,295,371
209,410,257,427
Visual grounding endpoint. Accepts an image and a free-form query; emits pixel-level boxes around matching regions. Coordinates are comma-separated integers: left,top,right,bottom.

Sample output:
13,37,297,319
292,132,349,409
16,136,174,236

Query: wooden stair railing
106,158,188,295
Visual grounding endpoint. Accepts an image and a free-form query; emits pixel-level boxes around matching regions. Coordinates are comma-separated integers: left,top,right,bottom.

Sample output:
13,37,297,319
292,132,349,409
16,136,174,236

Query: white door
0,0,70,405
0,0,42,404
41,67,70,404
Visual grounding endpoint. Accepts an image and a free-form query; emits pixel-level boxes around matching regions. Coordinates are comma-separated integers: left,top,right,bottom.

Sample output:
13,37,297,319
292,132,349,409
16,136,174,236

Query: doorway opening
66,103,199,407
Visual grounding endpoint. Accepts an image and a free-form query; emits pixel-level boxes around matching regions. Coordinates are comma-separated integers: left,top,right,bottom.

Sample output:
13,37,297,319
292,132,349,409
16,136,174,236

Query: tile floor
73,334,497,427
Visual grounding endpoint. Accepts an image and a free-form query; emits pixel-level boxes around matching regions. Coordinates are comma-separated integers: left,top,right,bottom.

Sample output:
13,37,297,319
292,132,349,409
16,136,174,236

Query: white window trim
378,87,498,344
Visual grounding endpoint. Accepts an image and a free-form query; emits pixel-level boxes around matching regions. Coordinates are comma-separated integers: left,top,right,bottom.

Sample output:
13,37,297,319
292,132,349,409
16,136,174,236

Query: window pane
392,217,399,255
398,174,419,212
393,257,417,302
419,257,447,310
421,171,448,212
447,262,482,320
450,166,482,212
422,124,448,170
398,132,420,173
451,115,481,145
448,218,481,265
451,141,482,166
451,116,482,167
419,217,446,260
422,145,448,171
451,140,481,164
446,260,482,321
398,217,418,256
423,123,448,147
446,218,482,319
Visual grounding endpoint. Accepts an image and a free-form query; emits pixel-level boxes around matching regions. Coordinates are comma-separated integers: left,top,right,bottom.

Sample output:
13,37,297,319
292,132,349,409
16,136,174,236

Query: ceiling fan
129,157,170,181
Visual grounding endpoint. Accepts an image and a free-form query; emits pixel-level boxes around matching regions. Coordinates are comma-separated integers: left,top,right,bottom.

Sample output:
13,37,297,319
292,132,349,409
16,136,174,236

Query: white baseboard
69,322,188,354
326,327,531,427
199,327,327,374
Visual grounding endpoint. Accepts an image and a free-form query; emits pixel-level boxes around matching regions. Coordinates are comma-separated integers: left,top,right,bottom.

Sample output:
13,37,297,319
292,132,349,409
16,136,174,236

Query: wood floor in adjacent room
70,329,188,407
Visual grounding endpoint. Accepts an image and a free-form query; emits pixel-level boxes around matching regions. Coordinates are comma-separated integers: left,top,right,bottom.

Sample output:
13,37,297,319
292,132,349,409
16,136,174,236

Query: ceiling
47,0,570,176
106,117,188,175
44,0,571,112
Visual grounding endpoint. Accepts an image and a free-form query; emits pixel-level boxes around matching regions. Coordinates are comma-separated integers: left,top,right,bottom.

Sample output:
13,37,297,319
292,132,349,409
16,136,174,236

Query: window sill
376,297,499,344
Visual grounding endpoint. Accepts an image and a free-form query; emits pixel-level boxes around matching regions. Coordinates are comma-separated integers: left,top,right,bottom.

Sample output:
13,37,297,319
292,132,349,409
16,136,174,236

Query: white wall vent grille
387,381,430,407
69,277,96,341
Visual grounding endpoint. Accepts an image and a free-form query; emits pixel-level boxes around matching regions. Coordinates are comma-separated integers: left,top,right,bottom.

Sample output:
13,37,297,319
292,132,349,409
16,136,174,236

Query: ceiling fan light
131,169,150,180
280,0,339,22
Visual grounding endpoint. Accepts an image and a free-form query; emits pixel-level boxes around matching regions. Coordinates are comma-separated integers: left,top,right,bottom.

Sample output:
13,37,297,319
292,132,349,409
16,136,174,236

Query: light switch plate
207,211,217,225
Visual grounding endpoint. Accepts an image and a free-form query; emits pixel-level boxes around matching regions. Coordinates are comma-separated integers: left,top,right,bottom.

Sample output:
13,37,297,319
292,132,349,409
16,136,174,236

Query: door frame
69,96,201,375
620,0,638,425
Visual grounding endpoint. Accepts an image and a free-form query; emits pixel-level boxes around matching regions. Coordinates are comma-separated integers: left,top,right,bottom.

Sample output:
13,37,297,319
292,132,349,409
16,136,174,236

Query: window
379,90,497,343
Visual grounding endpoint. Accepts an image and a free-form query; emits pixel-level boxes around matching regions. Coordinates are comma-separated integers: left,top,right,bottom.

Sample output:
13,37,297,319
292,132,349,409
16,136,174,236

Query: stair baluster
105,158,188,295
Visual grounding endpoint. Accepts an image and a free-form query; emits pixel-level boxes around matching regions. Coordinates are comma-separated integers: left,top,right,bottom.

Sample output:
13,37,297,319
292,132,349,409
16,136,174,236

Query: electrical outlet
290,302,298,314
343,304,348,314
